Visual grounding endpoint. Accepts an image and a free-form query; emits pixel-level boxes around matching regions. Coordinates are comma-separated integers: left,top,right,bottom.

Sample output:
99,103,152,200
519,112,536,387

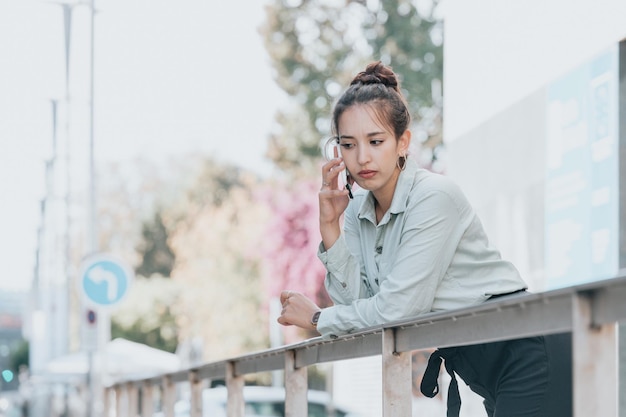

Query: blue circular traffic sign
80,254,134,307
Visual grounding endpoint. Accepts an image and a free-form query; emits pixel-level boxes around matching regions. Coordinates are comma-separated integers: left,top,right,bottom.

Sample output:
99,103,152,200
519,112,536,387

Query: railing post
141,382,154,417
284,349,308,417
115,385,124,417
226,361,244,417
162,375,175,417
189,370,204,417
127,382,138,417
103,387,111,417
572,292,618,417
382,328,412,417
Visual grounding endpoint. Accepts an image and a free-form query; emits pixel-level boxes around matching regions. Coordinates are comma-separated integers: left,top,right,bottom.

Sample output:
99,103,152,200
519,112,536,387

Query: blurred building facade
443,0,626,414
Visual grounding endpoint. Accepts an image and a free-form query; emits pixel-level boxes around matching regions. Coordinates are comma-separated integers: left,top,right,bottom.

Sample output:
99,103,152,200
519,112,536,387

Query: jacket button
376,246,383,254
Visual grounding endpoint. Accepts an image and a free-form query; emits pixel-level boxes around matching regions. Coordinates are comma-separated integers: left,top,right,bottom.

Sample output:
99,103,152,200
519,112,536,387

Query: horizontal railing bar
128,376,159,388
143,376,163,386
383,273,626,331
169,370,193,384
230,329,383,374
394,292,574,351
296,330,382,368
382,276,626,328
195,362,227,381
108,273,626,388
235,353,285,376
228,343,304,376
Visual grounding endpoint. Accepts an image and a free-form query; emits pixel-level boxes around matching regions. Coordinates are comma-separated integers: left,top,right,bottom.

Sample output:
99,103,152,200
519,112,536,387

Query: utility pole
86,2,106,416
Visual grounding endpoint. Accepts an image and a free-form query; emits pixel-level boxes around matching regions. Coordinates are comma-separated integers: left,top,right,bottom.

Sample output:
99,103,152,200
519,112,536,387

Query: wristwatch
311,310,321,328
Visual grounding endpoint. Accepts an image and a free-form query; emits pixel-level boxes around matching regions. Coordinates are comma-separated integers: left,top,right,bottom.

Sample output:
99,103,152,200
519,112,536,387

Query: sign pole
79,253,133,417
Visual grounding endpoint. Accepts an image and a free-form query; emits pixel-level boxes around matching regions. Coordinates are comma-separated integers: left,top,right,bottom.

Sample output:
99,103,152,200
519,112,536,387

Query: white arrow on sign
87,265,118,302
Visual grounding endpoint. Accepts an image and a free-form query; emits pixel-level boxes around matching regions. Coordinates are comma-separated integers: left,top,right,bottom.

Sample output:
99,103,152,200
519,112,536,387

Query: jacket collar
357,158,418,225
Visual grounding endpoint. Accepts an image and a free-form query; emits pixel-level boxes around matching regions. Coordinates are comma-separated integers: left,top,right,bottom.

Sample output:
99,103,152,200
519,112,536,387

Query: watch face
311,311,321,325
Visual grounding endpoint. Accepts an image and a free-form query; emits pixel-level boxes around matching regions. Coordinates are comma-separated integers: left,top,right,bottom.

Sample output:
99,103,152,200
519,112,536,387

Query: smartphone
323,136,353,199
343,170,354,199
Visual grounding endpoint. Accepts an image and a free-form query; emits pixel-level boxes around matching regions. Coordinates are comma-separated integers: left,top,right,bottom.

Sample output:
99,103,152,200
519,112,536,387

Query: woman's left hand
277,290,321,332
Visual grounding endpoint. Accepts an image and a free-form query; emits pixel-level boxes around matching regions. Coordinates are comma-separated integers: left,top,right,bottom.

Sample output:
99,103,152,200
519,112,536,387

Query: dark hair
332,61,411,139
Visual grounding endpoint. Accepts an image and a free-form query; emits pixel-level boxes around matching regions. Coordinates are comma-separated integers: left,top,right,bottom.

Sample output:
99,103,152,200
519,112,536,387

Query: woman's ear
399,129,411,155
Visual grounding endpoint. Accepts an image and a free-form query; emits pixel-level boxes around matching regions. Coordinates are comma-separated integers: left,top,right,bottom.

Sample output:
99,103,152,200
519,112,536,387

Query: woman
277,61,571,417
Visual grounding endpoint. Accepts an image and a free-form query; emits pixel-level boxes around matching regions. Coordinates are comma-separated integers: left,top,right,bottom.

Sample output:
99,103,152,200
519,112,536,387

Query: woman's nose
357,146,370,165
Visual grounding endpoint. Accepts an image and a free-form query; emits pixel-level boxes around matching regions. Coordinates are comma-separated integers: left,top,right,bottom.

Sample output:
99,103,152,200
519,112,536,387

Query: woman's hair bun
350,61,399,92
332,60,410,139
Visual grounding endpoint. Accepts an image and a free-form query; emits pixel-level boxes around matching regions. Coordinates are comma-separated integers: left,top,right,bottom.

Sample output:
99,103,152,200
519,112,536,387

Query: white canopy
44,338,181,384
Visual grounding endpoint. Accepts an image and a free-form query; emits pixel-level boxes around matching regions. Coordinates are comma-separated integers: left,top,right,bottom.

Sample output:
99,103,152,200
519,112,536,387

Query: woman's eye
340,143,354,149
371,139,383,145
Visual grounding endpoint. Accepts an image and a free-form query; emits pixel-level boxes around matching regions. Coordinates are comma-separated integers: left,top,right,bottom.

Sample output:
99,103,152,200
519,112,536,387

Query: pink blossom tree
254,178,332,342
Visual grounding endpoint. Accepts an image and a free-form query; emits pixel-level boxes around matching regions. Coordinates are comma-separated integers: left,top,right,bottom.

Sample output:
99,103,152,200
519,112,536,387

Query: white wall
443,0,626,142
439,0,626,290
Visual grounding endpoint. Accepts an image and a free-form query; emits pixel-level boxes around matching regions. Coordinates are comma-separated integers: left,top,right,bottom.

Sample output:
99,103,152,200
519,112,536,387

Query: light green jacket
317,158,526,339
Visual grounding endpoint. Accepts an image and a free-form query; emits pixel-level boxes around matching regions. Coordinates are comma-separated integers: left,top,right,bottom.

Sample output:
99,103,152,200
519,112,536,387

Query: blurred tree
257,179,330,303
89,156,201,354
184,159,245,208
255,178,332,342
168,158,271,361
364,0,445,171
365,0,442,112
261,0,444,174
135,209,176,278
111,276,180,353
92,157,199,269
261,0,370,175
93,155,279,362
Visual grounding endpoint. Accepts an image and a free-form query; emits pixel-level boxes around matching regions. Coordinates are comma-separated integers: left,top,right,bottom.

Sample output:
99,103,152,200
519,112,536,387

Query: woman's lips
358,170,376,179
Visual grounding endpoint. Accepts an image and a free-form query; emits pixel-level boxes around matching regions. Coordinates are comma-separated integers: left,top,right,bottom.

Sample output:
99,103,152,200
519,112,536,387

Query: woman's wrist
320,223,341,250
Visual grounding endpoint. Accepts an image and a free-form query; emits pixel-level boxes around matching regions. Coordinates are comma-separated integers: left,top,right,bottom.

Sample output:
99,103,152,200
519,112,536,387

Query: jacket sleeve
317,202,371,305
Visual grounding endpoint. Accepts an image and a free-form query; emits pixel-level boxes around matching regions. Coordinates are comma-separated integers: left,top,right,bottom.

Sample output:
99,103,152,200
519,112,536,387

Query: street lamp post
50,1,101,416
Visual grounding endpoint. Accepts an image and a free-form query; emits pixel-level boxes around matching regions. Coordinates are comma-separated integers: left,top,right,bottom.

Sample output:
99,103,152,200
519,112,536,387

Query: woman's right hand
319,157,351,249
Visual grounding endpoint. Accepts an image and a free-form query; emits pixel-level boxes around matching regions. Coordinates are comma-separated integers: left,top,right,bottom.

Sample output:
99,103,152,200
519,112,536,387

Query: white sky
0,0,286,292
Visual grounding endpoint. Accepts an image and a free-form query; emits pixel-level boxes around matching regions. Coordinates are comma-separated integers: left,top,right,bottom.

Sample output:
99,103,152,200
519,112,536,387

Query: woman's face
337,105,410,199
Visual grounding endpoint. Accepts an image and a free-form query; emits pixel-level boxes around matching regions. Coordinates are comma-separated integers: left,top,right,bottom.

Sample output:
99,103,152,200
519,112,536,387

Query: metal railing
105,273,626,417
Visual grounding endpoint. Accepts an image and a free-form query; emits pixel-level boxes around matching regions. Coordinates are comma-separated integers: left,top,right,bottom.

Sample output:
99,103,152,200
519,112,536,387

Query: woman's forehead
338,105,393,136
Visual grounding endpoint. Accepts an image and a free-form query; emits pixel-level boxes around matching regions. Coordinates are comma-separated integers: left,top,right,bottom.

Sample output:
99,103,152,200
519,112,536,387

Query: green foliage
111,308,178,354
261,0,369,174
135,210,176,278
365,0,444,168
111,276,181,354
364,0,443,111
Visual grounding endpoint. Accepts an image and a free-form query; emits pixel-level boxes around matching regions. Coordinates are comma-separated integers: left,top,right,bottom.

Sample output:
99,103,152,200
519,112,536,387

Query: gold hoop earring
397,155,407,171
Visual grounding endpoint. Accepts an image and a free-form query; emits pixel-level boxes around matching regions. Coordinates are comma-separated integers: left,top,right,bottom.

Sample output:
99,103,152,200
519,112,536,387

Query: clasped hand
277,290,320,332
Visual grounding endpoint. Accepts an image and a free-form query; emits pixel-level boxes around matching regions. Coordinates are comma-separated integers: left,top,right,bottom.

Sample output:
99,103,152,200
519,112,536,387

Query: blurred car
164,385,364,417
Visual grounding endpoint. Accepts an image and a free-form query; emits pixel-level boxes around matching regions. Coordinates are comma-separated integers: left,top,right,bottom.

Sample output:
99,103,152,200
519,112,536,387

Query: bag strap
420,349,462,417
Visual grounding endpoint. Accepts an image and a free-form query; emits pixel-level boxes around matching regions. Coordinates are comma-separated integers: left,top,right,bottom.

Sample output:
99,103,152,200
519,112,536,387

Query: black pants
421,333,572,417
